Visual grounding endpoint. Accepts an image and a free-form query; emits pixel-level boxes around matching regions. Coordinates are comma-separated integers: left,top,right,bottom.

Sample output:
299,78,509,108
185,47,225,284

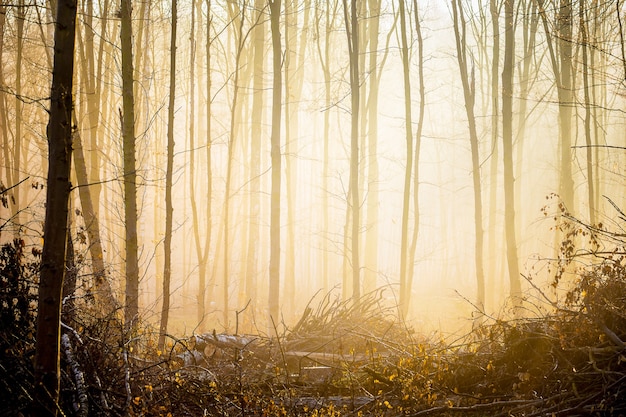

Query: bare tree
502,0,522,303
342,0,360,301
158,0,177,351
120,0,139,327
451,0,486,311
269,0,283,321
363,0,381,294
579,0,595,224
243,0,265,318
32,0,77,411
398,0,414,316
407,0,425,315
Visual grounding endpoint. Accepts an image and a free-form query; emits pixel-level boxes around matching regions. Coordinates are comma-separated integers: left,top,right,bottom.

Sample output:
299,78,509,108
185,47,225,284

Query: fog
2,0,625,336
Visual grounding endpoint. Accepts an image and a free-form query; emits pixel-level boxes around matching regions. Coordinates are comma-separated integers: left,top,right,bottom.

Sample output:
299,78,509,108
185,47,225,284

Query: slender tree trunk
71,117,116,309
0,2,13,212
487,0,500,310
579,0,595,224
283,0,310,318
343,0,360,301
269,0,282,321
452,0,485,312
33,0,77,411
223,2,247,330
398,0,413,317
363,0,380,295
558,0,574,213
283,0,295,316
407,0,424,311
245,0,264,313
201,0,213,327
502,0,521,303
514,0,538,256
120,0,139,327
158,0,177,351
315,0,337,293
189,0,210,331
13,0,24,231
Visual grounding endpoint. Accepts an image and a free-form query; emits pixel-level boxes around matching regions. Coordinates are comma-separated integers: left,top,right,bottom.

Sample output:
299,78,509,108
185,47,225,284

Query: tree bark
120,0,139,327
407,0,424,314
398,0,413,317
159,0,177,351
579,0,595,224
363,0,380,295
502,0,522,303
269,0,282,322
33,0,77,411
451,0,485,312
342,0,360,302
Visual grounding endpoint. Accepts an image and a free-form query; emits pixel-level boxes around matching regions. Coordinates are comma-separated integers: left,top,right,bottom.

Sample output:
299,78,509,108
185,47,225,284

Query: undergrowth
1,203,626,416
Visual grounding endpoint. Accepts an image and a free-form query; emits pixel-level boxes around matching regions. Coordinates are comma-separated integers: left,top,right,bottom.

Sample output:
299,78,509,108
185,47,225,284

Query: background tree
120,0,139,327
398,0,415,316
158,0,177,351
343,0,360,301
502,0,522,303
406,0,425,316
451,0,486,311
269,0,282,321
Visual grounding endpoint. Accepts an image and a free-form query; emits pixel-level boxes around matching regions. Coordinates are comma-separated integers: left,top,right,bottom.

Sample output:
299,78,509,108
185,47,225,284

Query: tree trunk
557,0,574,214
398,0,413,317
223,1,247,330
120,0,139,327
451,0,485,312
33,0,77,411
245,0,264,315
0,2,13,224
201,0,213,329
71,118,116,310
407,0,424,314
343,0,360,302
487,0,500,310
269,0,282,322
13,0,25,232
363,0,380,295
158,0,177,351
502,0,522,304
579,0,595,224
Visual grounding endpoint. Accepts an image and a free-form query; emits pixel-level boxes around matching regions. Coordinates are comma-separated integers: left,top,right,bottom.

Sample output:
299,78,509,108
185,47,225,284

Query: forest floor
3,282,626,417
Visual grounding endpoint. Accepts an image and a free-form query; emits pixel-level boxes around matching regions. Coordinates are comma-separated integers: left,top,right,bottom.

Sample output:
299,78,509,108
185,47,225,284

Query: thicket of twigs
1,205,626,416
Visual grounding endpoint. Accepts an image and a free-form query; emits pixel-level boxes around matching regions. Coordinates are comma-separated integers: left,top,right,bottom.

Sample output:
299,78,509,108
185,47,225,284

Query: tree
451,0,486,311
342,0,360,301
269,0,282,321
314,0,338,293
223,0,249,329
158,0,177,351
284,0,311,316
502,0,521,303
406,0,425,315
398,0,414,317
32,0,77,411
200,0,213,329
243,0,265,315
120,0,139,327
12,0,25,232
579,0,595,225
537,0,575,214
363,0,381,294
